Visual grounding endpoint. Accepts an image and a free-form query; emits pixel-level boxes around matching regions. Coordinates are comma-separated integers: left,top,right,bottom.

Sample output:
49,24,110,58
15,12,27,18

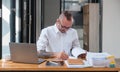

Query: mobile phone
46,61,64,66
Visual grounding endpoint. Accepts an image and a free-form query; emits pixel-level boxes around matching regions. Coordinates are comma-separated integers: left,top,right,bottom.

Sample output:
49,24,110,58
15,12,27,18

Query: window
2,0,11,59
2,0,37,59
61,0,101,50
61,0,87,48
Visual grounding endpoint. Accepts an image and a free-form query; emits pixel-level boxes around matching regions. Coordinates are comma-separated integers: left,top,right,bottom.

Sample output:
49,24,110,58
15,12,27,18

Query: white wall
36,0,60,41
44,0,60,27
102,0,120,58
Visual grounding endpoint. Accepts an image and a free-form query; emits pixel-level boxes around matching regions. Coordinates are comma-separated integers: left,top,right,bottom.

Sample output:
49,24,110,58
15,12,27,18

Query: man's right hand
54,51,69,60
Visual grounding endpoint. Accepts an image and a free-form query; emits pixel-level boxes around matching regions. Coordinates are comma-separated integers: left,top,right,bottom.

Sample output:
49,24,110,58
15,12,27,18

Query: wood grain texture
0,59,120,71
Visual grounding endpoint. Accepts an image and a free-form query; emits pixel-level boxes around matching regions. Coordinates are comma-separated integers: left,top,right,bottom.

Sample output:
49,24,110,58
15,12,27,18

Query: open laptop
9,43,46,64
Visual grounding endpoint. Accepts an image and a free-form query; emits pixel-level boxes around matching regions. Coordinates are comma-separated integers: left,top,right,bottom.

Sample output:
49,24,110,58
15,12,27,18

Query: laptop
9,43,46,64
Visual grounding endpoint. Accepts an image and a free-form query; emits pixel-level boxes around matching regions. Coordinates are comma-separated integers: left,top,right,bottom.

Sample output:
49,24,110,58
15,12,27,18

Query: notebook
65,56,93,68
67,59,84,65
9,43,46,64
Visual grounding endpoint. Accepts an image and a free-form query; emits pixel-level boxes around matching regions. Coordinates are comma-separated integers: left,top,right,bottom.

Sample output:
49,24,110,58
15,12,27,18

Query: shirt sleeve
71,30,86,58
37,28,48,51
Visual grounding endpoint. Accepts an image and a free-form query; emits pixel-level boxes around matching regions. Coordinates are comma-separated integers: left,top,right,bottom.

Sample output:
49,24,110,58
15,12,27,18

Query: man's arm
37,29,48,53
37,29,54,58
71,30,87,59
37,29,68,60
38,50,54,58
38,50,68,60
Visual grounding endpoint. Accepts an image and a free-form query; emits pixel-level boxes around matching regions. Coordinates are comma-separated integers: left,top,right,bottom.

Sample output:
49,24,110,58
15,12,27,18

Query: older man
37,11,86,60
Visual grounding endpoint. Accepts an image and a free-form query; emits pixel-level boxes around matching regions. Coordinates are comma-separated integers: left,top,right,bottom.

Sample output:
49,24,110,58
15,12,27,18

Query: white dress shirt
37,24,86,57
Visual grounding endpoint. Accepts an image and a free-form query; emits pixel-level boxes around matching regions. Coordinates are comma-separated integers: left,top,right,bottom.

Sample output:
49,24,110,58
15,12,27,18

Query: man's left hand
78,52,87,60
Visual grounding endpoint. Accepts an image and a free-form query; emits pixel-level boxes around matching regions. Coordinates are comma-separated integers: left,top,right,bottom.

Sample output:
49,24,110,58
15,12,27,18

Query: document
65,52,113,68
65,56,92,68
86,52,112,67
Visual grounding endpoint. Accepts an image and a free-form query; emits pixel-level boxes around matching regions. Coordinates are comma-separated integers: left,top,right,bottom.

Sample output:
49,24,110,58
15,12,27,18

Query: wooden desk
0,59,120,72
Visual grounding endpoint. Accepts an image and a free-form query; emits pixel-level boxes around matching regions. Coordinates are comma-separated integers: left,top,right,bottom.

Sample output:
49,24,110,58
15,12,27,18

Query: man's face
58,17,72,33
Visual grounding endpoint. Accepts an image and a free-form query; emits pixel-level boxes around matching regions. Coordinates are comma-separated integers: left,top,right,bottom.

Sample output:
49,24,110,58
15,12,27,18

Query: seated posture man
37,11,86,60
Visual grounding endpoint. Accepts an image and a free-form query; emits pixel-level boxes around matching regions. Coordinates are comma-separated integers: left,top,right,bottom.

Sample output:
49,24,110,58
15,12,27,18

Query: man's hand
78,52,87,60
54,51,69,60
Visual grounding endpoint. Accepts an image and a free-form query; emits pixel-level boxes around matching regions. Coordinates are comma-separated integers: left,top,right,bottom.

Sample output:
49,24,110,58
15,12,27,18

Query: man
37,11,86,60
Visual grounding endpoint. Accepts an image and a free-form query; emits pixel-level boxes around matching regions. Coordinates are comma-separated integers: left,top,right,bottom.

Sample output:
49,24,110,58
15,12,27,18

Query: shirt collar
54,24,70,34
54,24,59,34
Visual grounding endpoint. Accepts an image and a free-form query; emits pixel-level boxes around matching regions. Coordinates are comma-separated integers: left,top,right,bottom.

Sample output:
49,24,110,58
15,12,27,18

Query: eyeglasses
59,20,71,30
60,24,70,30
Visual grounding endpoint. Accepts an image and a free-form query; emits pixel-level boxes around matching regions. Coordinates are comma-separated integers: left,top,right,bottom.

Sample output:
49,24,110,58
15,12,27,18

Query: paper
65,52,112,68
86,52,111,67
65,56,92,68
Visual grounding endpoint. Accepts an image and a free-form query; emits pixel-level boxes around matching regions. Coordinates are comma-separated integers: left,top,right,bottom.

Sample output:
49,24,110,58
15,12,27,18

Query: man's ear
56,18,60,22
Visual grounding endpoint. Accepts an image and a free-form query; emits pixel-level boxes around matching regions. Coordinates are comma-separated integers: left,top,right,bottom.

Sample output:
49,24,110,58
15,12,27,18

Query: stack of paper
65,52,112,68
87,52,111,67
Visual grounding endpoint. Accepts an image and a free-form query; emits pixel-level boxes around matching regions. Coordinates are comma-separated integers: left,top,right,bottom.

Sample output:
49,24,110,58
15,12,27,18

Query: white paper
86,52,111,67
65,52,111,68
65,60,92,68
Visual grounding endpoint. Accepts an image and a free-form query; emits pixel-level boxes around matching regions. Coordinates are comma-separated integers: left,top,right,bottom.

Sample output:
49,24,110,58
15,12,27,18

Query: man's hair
63,11,72,21
59,11,72,21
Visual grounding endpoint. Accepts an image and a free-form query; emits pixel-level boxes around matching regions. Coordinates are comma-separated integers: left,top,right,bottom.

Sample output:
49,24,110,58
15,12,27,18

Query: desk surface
0,59,120,71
